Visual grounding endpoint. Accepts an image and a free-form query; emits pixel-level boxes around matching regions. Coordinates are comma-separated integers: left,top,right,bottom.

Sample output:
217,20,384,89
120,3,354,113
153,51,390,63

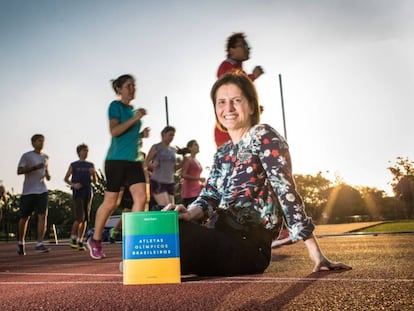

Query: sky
1,0,413,196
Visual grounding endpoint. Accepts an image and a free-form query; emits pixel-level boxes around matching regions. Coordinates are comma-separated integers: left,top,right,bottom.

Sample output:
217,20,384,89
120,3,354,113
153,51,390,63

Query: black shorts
19,192,48,218
150,179,175,196
105,160,146,192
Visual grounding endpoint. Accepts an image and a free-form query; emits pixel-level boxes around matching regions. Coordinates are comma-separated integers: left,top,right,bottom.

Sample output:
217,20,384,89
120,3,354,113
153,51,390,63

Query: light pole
165,96,169,126
279,74,287,140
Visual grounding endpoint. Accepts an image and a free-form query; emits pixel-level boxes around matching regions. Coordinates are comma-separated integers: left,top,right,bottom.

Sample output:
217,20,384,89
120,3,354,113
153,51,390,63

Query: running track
0,227,413,310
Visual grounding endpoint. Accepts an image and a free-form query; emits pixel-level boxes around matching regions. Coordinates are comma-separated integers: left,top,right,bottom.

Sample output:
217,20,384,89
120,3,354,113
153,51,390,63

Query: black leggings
179,220,272,276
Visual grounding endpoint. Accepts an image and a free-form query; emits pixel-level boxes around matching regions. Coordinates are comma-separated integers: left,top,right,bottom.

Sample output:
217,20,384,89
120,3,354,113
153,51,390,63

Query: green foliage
0,190,74,240
47,190,73,234
326,184,367,223
388,156,414,179
294,171,331,221
294,174,404,223
0,192,20,240
387,156,414,196
387,157,414,218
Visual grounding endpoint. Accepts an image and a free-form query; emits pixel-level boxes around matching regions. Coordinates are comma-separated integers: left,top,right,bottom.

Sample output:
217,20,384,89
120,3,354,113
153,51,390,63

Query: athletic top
18,151,49,195
181,157,203,199
106,100,142,162
217,58,256,81
150,143,176,184
70,160,94,198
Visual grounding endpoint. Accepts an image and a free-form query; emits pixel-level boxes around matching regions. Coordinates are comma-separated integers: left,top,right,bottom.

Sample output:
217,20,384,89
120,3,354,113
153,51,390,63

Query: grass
355,220,414,233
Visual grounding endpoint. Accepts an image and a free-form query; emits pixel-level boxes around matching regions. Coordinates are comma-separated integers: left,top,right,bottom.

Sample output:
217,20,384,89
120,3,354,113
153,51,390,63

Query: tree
294,172,331,222
47,190,73,238
0,170,107,241
1,190,74,240
324,184,367,223
387,156,414,218
0,191,20,241
357,186,387,220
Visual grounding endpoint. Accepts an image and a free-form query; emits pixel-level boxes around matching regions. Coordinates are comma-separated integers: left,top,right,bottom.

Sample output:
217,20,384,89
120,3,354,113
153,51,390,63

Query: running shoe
77,242,86,251
35,244,50,253
17,244,26,256
86,237,106,259
69,239,78,249
109,228,117,244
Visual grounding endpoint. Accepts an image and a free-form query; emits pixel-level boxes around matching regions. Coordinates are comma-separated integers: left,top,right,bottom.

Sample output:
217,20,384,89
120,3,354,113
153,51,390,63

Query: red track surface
0,225,413,310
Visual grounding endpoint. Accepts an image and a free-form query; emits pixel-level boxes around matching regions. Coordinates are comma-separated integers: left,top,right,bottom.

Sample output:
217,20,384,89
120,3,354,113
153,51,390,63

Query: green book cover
122,211,181,285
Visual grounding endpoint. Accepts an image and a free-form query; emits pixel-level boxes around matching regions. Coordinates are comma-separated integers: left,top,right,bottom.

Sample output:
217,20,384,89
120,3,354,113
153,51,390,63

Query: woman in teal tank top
87,74,147,260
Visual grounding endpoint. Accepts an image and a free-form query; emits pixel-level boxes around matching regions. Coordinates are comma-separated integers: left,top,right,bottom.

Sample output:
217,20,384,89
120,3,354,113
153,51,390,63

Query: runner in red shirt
215,32,264,147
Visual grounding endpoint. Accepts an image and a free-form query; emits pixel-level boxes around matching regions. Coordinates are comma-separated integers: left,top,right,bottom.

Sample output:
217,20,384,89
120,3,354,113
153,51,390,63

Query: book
122,211,181,285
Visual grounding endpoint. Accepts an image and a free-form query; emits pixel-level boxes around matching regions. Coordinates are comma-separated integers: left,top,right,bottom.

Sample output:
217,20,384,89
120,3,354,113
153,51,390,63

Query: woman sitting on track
164,71,352,276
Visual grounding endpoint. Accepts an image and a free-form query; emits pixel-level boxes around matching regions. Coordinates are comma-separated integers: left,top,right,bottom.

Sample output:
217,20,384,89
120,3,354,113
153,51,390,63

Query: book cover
122,211,181,285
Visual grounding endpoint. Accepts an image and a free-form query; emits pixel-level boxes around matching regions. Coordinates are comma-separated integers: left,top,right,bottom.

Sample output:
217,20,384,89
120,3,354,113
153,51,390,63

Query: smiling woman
163,71,351,276
212,70,261,144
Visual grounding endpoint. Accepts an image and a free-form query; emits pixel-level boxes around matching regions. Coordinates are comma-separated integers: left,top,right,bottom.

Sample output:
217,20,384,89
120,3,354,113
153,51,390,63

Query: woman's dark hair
210,71,260,132
161,126,176,136
111,74,134,94
226,32,248,58
176,140,197,155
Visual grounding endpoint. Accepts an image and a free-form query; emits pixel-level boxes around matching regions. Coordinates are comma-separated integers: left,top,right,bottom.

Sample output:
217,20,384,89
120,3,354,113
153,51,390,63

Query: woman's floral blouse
190,124,314,241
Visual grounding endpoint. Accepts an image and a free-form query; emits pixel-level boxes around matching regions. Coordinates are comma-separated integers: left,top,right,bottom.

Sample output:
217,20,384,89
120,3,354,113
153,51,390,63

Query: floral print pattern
191,124,314,241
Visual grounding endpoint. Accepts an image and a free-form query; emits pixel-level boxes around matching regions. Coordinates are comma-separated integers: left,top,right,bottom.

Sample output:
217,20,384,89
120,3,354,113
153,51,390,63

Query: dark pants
179,217,272,276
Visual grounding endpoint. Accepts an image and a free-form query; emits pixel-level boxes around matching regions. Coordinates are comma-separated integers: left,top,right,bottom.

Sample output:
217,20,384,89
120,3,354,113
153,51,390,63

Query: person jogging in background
177,140,205,207
17,134,51,255
109,126,150,243
145,126,181,210
87,74,147,260
215,32,264,148
64,143,97,251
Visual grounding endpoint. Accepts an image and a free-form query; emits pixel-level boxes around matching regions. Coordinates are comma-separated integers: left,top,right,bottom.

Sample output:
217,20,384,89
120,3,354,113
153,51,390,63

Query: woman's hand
149,159,159,170
71,182,82,190
134,108,146,119
163,204,203,222
304,235,352,272
310,253,352,272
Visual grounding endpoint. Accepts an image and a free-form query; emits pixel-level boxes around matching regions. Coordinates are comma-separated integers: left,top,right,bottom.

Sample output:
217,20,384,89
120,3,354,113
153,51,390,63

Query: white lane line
0,271,121,277
0,273,412,285
187,278,414,284
224,276,414,282
0,281,122,284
